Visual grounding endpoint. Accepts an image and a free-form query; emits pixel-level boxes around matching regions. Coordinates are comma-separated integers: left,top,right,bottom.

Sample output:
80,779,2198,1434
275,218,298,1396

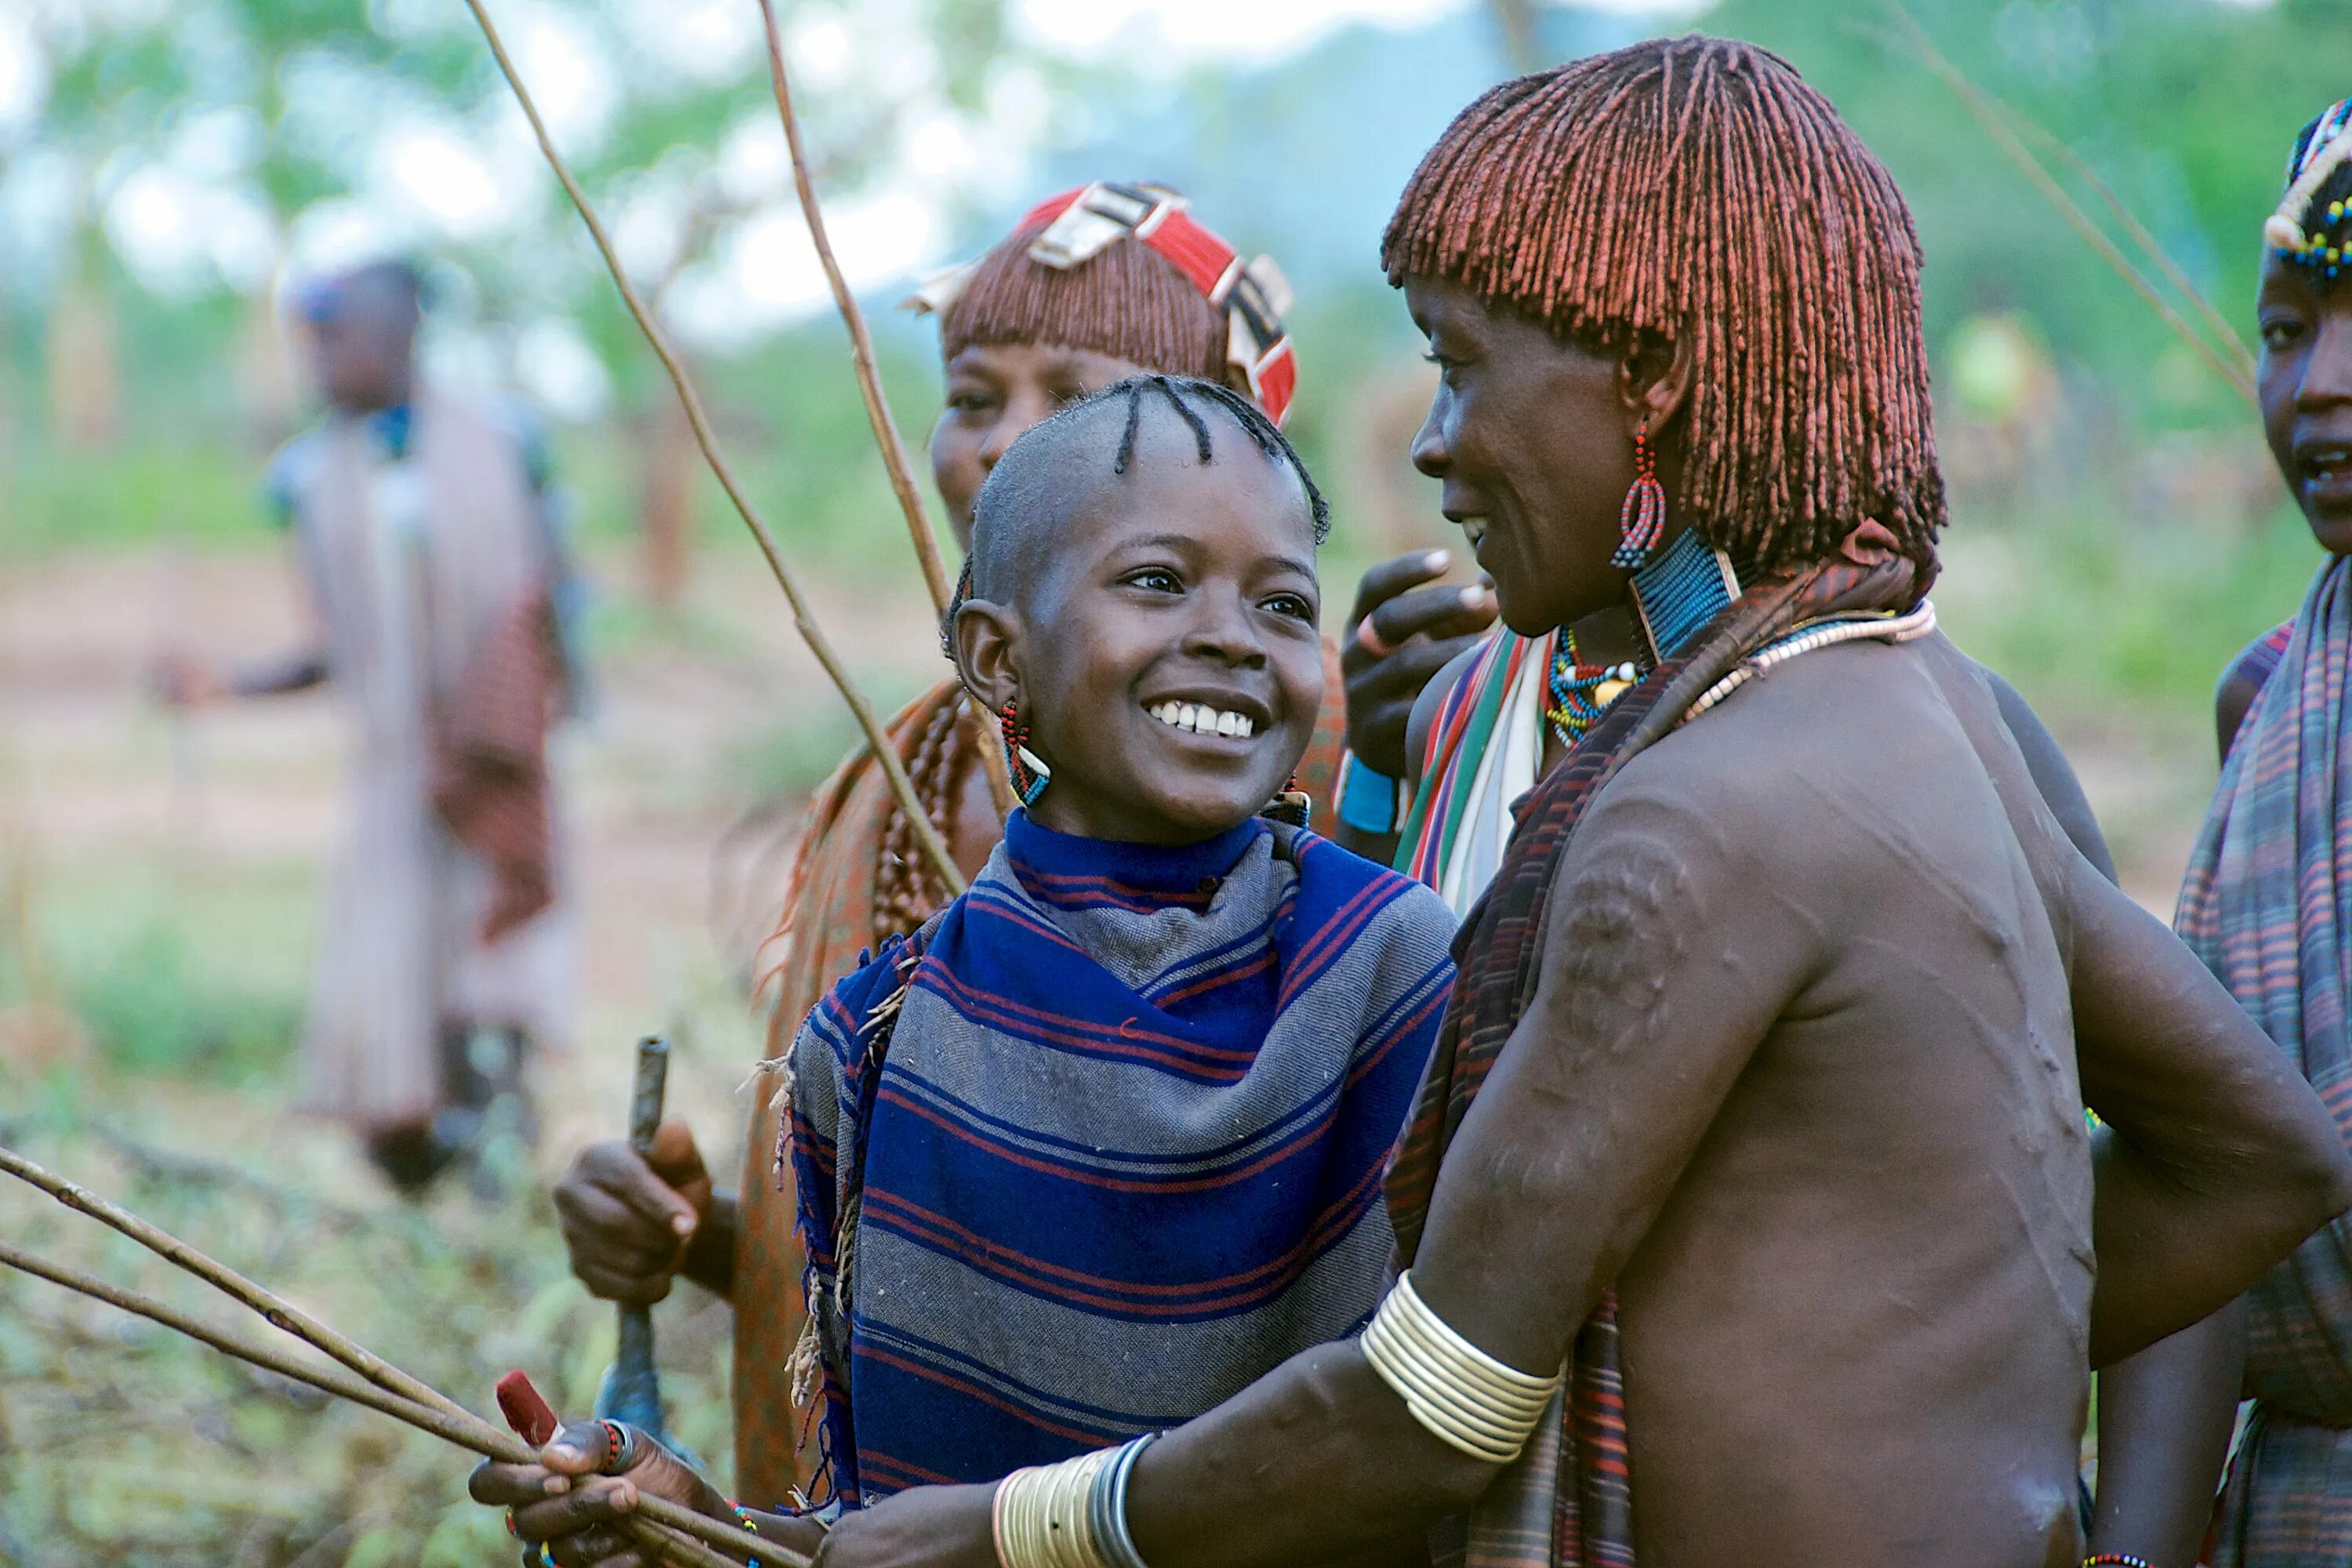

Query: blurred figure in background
157,259,581,1196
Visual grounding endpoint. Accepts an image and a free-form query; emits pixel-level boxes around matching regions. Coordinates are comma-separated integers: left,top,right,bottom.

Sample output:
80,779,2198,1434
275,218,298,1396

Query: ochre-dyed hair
1383,35,1946,578
938,220,1232,383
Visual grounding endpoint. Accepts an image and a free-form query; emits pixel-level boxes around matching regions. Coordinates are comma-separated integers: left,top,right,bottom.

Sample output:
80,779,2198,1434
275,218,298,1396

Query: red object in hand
496,1370,561,1447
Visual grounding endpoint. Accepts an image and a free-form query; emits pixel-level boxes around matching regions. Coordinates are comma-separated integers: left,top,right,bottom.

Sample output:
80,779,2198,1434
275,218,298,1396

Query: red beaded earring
1610,419,1667,570
999,701,1051,807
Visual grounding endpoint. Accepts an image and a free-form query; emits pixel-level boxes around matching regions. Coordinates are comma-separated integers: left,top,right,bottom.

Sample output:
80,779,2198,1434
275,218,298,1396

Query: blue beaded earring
999,700,1051,808
1609,419,1668,570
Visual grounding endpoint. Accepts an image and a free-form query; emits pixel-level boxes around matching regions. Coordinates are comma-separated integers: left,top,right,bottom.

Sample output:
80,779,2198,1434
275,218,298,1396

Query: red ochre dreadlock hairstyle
937,213,1232,386
1383,35,1947,578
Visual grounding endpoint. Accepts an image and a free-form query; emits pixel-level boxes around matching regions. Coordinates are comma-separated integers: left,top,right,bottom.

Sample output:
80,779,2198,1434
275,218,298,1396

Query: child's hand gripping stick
596,1036,678,1449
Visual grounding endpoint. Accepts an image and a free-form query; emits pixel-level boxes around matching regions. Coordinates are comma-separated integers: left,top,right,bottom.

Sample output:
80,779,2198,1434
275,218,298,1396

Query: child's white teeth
1148,702,1254,739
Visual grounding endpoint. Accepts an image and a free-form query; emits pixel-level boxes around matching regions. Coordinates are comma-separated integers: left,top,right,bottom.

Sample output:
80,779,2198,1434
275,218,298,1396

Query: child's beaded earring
1610,419,1667,570
1265,771,1312,828
999,701,1052,808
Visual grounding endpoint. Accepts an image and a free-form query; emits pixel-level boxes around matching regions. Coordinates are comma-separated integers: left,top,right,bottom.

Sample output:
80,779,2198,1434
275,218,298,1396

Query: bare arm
2067,854,2352,1367
2087,1301,2245,1566
811,780,1812,1568
1971,671,2243,1563
1984,668,2117,882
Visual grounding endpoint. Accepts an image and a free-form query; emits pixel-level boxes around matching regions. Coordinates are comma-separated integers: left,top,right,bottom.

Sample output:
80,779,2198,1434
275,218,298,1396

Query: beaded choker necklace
1544,630,1640,750
1630,526,1742,662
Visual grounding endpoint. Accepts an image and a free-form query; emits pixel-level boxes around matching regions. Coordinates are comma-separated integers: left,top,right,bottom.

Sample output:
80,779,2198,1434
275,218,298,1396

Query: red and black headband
913,181,1298,426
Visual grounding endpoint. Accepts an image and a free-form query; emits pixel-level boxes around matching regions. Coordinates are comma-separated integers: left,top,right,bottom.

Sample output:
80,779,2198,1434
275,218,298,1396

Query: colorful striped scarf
1396,630,1552,918
2182,558,2352,1567
786,809,1457,1504
1385,528,1923,1568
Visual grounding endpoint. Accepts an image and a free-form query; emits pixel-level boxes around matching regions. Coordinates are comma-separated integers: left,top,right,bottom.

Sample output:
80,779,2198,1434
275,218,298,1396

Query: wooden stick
458,0,965,893
753,0,1019,820
1883,2,2257,406
0,1245,753,1568
0,1143,470,1425
754,0,948,617
0,1150,794,1567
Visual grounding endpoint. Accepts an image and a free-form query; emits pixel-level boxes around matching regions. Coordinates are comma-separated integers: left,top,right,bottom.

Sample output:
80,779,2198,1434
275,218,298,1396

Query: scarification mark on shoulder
1557,829,1693,1062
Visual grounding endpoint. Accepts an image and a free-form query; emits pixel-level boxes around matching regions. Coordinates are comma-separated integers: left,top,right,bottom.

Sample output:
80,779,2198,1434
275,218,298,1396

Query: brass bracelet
1359,1270,1561,1465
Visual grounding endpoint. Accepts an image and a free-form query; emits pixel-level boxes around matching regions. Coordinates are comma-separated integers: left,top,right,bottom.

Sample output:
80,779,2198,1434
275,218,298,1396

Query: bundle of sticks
0,1145,806,1568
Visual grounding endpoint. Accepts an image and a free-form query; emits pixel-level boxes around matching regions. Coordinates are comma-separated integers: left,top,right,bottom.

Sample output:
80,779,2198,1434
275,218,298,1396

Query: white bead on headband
2265,99,2352,256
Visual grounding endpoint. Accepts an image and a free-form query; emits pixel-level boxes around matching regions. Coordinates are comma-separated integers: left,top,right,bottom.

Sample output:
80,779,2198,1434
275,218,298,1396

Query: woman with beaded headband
792,38,2352,1568
2162,96,2352,1568
543,185,1354,1516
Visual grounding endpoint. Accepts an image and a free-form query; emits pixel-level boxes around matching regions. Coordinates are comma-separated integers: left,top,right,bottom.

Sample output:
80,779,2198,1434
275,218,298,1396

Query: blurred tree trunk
235,284,298,450
1488,0,1541,74
49,263,119,451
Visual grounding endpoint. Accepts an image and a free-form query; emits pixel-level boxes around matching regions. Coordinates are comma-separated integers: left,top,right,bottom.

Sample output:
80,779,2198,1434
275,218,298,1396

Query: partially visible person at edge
155,260,581,1196
2117,96,2352,1568
473,375,1461,1564
547,186,1392,1513
780,38,2351,1568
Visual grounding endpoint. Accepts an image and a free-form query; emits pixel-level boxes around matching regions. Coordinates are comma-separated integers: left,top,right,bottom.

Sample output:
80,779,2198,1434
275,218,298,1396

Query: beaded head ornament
909,182,1298,425
2267,98,2352,281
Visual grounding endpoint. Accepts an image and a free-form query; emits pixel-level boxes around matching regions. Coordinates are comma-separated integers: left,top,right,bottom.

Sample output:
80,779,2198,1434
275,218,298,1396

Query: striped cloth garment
1394,629,1551,918
1385,525,1924,1568
2181,558,2352,1568
786,808,1457,1505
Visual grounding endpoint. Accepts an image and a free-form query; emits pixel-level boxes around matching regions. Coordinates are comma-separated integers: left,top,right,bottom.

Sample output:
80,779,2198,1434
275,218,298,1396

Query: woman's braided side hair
1382,35,1945,579
869,688,975,947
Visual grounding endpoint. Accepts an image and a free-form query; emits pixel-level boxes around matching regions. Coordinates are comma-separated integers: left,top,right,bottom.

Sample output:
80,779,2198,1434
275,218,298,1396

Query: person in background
2154,96,2352,1567
547,185,1352,1513
158,259,580,1196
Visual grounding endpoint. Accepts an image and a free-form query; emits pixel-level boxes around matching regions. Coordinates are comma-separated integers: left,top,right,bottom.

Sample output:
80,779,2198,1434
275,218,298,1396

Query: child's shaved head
967,375,1327,614
946,372,1329,845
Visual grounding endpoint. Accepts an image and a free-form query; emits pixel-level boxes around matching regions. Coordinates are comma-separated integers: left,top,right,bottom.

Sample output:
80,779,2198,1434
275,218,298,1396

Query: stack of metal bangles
1359,1270,1562,1465
992,1431,1158,1568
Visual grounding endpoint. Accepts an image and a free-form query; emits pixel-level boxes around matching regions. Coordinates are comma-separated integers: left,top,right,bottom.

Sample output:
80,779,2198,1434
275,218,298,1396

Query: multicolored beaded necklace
1544,630,1642,750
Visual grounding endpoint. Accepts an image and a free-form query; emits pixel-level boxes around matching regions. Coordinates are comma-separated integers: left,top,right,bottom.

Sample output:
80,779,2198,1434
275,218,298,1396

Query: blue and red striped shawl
2183,560,2352,1567
786,809,1457,1506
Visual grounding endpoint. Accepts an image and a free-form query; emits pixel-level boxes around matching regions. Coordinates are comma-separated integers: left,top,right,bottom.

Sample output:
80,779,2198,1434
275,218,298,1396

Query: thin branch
2002,112,2255,379
754,0,1020,821
752,0,949,617
0,1144,470,1425
0,1148,794,1567
1882,2,2255,406
459,0,964,893
0,1243,750,1568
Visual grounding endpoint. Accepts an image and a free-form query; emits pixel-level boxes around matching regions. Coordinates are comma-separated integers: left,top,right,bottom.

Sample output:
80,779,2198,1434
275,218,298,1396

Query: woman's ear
952,597,1023,715
1616,331,1697,435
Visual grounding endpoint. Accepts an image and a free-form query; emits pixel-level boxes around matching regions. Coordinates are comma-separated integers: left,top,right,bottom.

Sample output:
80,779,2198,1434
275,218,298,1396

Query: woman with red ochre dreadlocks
543,185,1364,1517
778,38,2352,1568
